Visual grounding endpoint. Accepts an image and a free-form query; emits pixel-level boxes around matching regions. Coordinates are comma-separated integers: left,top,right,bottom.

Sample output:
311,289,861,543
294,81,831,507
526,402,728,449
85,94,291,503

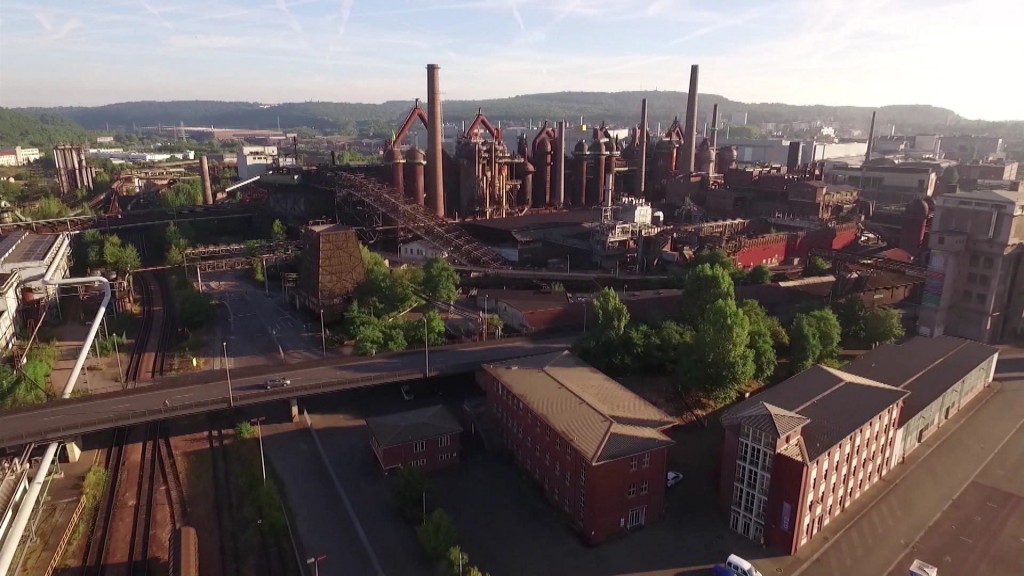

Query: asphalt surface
0,337,572,447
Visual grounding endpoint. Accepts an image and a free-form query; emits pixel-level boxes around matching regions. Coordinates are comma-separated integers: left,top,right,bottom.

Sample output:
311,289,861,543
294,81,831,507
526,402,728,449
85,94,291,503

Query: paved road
753,353,1024,576
0,337,572,448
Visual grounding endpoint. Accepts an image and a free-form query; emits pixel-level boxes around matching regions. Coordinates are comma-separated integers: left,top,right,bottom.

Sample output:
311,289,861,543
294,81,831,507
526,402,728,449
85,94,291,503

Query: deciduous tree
417,509,457,561
421,257,459,304
591,287,630,337
747,264,772,285
681,263,735,325
678,299,754,404
864,307,904,346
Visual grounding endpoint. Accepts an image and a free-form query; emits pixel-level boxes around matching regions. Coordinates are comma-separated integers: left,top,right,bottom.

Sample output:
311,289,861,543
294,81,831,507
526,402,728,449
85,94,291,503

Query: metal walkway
312,171,509,269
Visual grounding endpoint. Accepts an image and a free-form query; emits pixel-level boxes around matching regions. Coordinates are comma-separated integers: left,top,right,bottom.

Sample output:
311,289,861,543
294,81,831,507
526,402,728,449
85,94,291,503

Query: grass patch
62,467,109,565
228,437,298,575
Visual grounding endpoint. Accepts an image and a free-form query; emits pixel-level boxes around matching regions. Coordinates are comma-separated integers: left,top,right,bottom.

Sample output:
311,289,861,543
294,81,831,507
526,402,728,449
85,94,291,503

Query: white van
724,554,763,576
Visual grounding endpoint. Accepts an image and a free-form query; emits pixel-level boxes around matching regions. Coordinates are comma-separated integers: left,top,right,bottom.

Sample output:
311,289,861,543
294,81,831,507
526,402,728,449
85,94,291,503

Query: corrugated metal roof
484,352,676,464
364,405,463,448
843,335,997,424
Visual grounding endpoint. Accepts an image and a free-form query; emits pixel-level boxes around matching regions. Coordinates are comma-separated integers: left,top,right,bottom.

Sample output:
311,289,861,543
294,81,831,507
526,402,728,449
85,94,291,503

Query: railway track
208,426,241,576
80,428,128,576
127,426,159,575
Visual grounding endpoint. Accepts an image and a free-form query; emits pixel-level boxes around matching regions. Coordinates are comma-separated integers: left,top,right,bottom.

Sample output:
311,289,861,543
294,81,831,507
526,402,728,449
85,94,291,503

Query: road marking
959,536,972,543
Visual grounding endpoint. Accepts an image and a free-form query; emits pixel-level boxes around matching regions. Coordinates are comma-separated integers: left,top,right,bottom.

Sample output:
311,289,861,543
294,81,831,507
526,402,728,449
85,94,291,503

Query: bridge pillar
63,438,82,464
289,398,300,422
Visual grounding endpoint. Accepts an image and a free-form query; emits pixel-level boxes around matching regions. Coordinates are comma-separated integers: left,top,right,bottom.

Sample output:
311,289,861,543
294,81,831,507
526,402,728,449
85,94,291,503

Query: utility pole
320,308,326,357
306,555,326,576
251,417,266,485
423,316,430,377
262,256,269,297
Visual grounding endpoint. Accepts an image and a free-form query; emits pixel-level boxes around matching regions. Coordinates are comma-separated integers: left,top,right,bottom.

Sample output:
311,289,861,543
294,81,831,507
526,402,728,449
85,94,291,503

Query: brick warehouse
478,352,677,544
718,366,907,554
365,405,463,473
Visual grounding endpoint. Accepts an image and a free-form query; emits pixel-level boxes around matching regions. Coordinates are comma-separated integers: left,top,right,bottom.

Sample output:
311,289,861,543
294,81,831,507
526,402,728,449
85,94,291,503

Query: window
976,292,986,305
970,254,980,267
565,471,570,485
413,440,426,453
979,274,991,287
555,438,561,451
439,435,451,448
627,483,637,497
630,456,638,471
983,256,994,269
642,453,650,468
968,272,978,283
640,480,649,495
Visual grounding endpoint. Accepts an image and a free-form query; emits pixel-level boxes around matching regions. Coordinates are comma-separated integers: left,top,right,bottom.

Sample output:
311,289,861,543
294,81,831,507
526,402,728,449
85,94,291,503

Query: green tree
381,323,408,352
692,248,735,271
360,244,388,271
448,546,470,575
27,195,72,220
788,309,842,373
234,421,256,439
788,314,822,373
678,299,755,404
806,308,842,362
740,300,778,382
591,287,630,337
92,172,111,195
421,257,459,304
651,321,694,373
403,309,446,347
81,229,106,270
834,296,868,342
804,256,830,277
863,308,904,346
681,263,735,325
102,235,141,276
747,265,772,285
271,219,286,243
164,222,189,266
177,288,213,331
394,465,428,522
739,299,788,348
354,321,385,356
417,509,458,561
160,180,203,208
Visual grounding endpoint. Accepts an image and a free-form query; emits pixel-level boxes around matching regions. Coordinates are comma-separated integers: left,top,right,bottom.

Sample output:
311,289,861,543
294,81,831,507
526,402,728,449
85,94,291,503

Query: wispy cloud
32,11,82,39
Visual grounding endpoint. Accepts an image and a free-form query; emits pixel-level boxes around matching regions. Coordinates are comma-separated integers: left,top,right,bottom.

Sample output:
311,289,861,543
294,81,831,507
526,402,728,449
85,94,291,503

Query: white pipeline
0,233,111,576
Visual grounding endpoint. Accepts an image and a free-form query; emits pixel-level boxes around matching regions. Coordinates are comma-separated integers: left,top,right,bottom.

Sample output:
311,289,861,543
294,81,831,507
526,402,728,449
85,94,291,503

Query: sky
1,0,1021,121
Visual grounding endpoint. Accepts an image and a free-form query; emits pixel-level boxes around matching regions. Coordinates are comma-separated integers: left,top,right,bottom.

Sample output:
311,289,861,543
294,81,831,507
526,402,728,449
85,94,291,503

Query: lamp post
482,295,489,341
319,308,326,357
223,341,233,407
423,316,430,377
251,417,266,485
262,256,269,297
306,554,326,576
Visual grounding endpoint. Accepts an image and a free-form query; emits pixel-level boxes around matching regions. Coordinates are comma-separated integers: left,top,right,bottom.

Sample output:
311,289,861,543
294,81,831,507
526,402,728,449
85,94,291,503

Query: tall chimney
864,110,876,165
710,104,719,150
553,121,566,205
639,98,649,196
199,155,214,205
426,64,445,218
682,64,699,173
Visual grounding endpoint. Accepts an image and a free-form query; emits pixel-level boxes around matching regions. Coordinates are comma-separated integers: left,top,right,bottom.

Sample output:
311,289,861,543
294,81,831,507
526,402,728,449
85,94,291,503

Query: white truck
909,559,938,576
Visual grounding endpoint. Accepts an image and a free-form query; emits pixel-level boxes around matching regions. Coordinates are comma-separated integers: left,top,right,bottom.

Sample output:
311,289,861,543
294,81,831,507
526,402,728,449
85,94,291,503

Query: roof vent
507,365,518,370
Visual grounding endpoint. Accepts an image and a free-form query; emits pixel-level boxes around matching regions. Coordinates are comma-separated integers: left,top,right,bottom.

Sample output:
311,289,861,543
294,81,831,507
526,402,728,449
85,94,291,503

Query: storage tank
387,148,405,196
716,146,737,171
572,140,589,206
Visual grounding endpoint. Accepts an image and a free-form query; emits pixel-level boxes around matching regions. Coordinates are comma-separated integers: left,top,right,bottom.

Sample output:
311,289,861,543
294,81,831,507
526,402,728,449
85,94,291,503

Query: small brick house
366,405,463,473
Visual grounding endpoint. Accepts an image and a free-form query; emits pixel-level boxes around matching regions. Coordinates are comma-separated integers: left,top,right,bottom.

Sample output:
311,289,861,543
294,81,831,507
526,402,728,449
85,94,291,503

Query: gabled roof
721,365,908,461
483,351,676,464
721,402,809,438
365,405,463,448
843,335,997,425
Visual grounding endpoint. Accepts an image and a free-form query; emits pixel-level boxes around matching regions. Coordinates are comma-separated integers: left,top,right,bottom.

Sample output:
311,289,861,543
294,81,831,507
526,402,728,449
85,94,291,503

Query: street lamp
251,417,266,485
262,256,269,297
223,341,233,407
482,295,489,341
306,554,326,576
423,316,430,377
320,308,326,357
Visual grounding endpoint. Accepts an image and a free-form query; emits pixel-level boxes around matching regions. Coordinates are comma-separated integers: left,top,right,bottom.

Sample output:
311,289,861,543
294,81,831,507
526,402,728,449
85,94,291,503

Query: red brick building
718,366,908,554
478,352,677,544
366,405,463,473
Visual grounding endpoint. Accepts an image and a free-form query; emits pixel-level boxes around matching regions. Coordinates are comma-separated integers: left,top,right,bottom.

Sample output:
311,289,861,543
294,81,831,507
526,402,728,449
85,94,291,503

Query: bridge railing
0,352,560,447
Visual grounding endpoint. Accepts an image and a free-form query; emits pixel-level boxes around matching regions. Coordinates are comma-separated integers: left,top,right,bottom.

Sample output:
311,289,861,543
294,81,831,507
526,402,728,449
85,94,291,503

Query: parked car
401,385,414,401
265,377,291,390
666,471,683,488
713,554,763,576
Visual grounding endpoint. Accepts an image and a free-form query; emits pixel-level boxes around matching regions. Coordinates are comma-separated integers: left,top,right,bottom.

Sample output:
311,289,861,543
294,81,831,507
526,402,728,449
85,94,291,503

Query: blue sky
1,0,1021,120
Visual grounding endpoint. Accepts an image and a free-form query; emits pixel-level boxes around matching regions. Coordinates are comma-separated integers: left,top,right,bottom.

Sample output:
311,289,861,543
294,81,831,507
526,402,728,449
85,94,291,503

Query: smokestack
426,64,445,218
890,124,896,137
864,110,876,165
710,104,719,150
200,155,214,205
682,64,699,173
554,121,566,205
639,98,649,196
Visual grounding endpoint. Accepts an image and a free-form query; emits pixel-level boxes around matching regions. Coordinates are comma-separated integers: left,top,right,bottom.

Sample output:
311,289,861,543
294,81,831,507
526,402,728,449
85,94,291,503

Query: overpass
0,336,572,449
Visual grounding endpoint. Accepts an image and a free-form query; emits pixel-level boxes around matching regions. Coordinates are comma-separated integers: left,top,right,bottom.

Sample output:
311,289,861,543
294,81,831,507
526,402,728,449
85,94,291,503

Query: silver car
265,377,291,390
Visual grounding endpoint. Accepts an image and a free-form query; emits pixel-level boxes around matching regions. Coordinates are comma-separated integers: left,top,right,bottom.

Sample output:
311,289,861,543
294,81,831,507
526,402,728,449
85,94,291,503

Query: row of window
412,434,451,453
626,481,649,498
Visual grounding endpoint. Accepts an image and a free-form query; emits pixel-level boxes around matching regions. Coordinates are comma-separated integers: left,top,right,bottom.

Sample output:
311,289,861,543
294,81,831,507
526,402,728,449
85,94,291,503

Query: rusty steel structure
53,144,93,195
454,109,526,218
310,170,507,268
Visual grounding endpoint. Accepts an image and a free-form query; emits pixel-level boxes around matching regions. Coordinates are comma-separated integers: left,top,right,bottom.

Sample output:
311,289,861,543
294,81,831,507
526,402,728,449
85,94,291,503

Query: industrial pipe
0,234,110,576
639,99,649,197
426,64,445,218
553,121,566,205
682,64,699,174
